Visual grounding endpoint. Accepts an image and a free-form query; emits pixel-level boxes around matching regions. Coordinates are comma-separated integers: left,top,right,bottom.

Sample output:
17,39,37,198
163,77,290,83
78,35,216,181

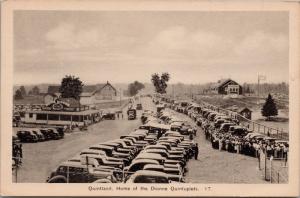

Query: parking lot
14,97,268,183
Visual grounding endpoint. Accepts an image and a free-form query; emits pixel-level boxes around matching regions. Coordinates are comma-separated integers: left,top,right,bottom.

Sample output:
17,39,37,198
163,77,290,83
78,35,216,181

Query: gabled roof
97,82,117,93
47,82,116,97
82,85,98,93
211,79,240,89
82,82,116,96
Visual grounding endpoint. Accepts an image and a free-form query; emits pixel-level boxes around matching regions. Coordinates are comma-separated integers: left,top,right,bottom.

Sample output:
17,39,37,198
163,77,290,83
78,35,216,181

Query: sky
14,11,289,85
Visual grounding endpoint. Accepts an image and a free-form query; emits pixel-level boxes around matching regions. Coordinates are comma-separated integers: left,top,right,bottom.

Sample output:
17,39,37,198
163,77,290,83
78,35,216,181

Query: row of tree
14,86,40,100
15,75,147,101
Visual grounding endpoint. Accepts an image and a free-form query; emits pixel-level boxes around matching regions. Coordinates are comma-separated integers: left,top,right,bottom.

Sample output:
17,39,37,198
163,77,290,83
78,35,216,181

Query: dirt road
13,103,143,183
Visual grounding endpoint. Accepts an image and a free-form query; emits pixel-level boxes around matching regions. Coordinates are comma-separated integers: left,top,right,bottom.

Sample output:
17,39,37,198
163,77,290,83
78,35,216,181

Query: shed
237,107,252,120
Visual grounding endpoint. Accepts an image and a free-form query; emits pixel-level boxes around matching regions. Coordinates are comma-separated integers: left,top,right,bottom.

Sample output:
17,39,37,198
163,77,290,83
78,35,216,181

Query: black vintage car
127,109,137,120
16,130,38,143
136,103,143,110
102,110,116,120
47,161,118,183
40,128,61,140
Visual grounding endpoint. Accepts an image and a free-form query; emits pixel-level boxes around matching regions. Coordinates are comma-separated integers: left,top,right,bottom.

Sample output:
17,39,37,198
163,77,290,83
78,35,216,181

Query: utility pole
172,84,175,100
119,88,122,107
258,74,266,100
258,74,260,98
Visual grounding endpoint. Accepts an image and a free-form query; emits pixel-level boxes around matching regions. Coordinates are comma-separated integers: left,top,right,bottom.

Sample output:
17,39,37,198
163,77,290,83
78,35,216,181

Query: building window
72,115,80,122
36,113,47,120
60,115,71,121
72,115,83,122
48,114,59,120
29,113,33,118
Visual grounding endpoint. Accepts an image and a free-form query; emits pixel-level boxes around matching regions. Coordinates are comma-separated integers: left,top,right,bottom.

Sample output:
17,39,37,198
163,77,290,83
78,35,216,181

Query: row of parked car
15,127,64,143
47,106,197,183
158,97,289,158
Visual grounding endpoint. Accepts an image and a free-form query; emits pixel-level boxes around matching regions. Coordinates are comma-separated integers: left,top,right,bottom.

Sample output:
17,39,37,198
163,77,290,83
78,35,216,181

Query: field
95,99,130,110
193,94,289,136
14,95,45,105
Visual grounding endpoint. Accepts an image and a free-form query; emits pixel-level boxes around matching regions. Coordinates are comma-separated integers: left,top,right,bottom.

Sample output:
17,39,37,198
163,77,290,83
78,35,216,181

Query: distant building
228,106,252,120
45,82,118,106
210,79,243,95
80,82,118,105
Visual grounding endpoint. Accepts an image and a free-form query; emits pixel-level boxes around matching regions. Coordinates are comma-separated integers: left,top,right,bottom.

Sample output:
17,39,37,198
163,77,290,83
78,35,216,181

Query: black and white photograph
1,0,299,197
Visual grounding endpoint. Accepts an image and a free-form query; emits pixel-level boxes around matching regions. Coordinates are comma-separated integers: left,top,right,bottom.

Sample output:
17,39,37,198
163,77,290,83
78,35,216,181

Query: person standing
194,143,199,160
219,137,223,151
189,133,194,141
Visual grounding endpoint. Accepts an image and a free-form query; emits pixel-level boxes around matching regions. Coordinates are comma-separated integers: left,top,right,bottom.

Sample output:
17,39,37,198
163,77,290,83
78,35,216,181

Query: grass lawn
14,95,45,105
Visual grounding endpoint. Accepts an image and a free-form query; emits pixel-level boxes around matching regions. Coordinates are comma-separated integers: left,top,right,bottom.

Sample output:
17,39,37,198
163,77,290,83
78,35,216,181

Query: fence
197,100,289,140
258,151,288,183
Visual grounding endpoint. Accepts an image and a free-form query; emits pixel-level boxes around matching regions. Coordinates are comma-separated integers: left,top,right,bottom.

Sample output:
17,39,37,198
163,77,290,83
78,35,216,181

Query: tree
14,89,23,100
151,72,170,94
261,94,278,121
128,81,145,96
19,86,26,96
59,75,84,100
31,86,40,95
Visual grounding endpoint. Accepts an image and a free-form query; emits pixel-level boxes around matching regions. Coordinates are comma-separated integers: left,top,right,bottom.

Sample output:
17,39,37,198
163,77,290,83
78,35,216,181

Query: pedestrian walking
19,144,23,158
194,143,199,160
189,133,194,140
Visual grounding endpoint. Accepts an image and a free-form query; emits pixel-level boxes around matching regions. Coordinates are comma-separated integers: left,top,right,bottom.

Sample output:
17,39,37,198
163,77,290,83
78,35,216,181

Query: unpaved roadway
13,103,144,183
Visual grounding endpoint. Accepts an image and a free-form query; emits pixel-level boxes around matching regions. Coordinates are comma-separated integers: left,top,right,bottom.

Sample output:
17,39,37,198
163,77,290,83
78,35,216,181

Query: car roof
131,159,160,164
60,161,88,168
134,129,148,133
100,142,119,146
90,144,114,149
81,149,106,154
143,149,167,153
131,170,168,177
143,164,164,170
136,153,165,159
145,145,167,149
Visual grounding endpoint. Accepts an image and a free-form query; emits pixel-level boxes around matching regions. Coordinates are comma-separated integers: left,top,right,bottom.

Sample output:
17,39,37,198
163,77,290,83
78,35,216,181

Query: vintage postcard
1,0,299,196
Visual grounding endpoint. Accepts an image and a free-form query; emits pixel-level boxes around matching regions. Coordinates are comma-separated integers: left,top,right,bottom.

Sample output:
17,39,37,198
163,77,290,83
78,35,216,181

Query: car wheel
93,179,112,183
47,175,67,183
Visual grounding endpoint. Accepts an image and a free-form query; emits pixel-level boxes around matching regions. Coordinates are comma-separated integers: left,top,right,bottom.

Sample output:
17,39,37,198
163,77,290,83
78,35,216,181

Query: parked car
136,103,143,110
126,170,178,183
79,149,126,164
46,161,118,183
102,110,116,120
16,130,38,143
78,154,124,169
40,128,61,140
31,129,45,141
88,145,131,165
143,164,179,175
127,109,137,120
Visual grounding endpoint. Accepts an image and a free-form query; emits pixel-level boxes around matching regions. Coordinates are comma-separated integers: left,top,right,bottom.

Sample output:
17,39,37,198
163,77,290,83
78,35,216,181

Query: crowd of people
12,142,23,167
196,112,289,160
